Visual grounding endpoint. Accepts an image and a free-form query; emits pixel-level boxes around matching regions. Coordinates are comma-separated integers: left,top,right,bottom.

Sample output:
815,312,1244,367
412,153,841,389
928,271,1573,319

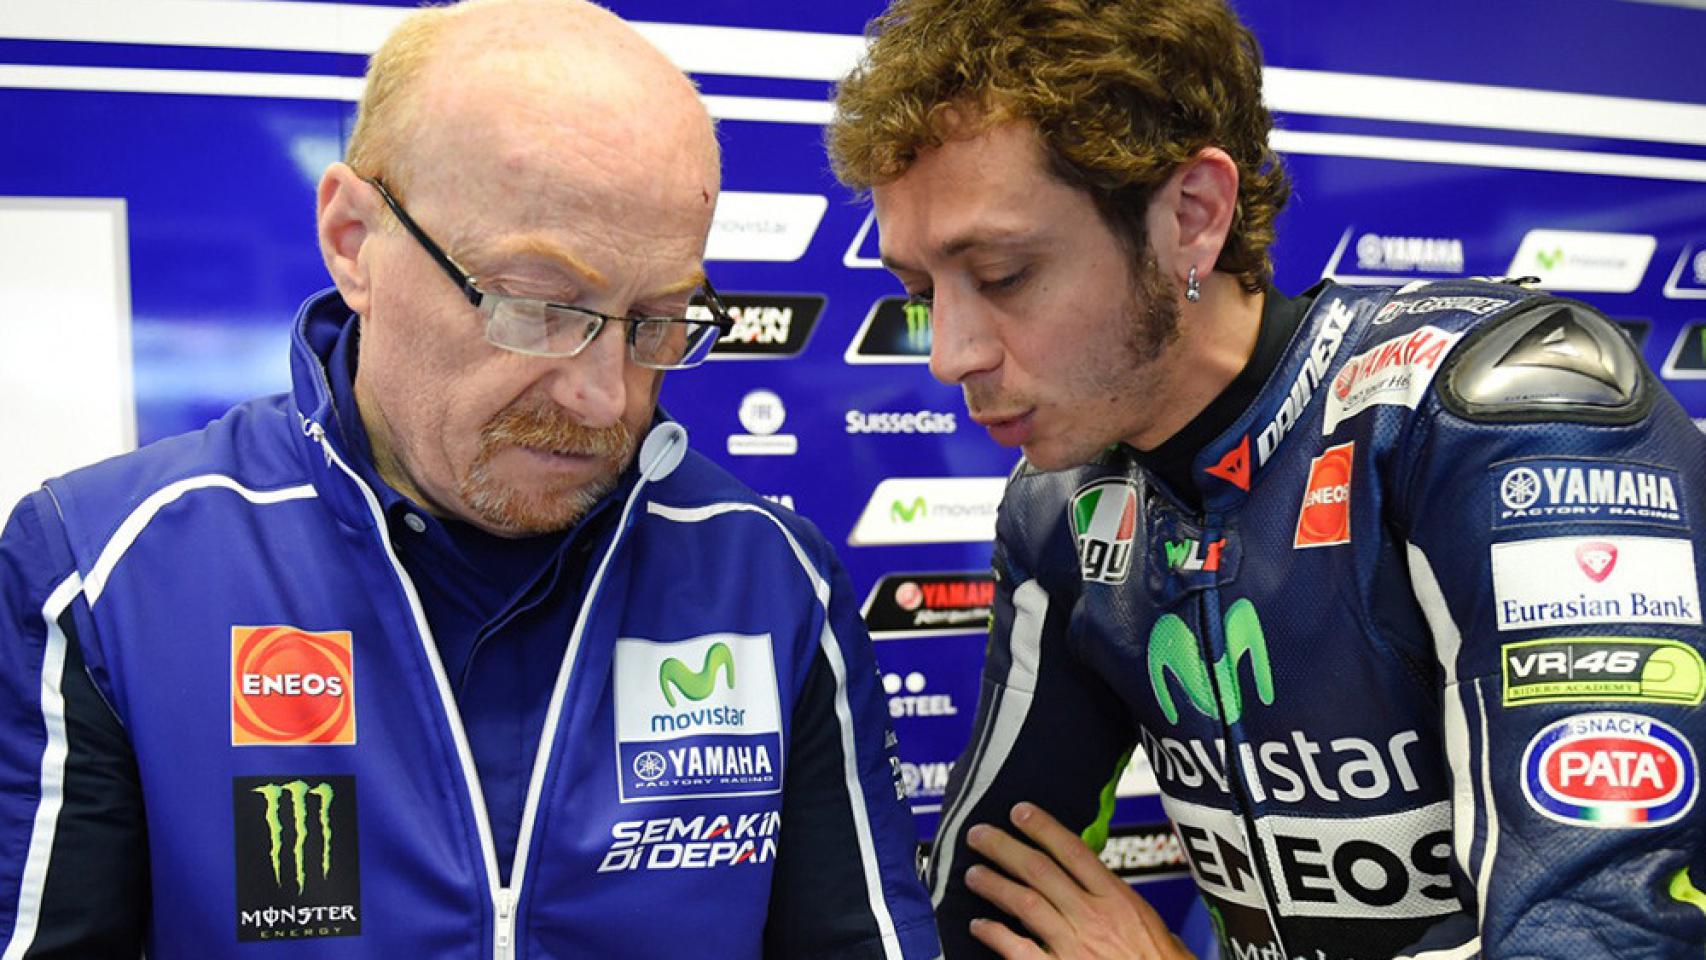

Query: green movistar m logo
252,780,336,893
1536,247,1565,270
659,641,735,707
1148,599,1273,724
891,497,927,523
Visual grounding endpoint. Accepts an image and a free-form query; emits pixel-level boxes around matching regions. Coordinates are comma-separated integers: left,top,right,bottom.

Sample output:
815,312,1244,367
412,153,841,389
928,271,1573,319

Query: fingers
968,918,1050,960
963,861,1075,947
1005,802,1126,897
967,821,1089,920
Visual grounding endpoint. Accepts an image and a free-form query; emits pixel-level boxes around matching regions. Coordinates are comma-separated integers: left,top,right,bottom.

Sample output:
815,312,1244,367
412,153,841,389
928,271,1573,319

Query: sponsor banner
1324,228,1466,285
1660,241,1706,300
1660,322,1706,381
614,634,784,802
1218,298,1354,489
1490,536,1701,631
845,409,957,435
1098,823,1189,883
861,572,994,639
233,775,360,942
898,759,955,808
231,626,356,746
848,477,1006,546
1372,291,1513,325
1293,441,1354,549
597,810,782,873
1505,229,1656,293
1491,459,1685,530
688,293,823,359
1321,326,1462,433
1521,712,1698,828
1140,724,1427,808
845,297,932,364
1502,637,1706,707
705,192,826,263
1071,479,1140,584
882,669,962,720
1253,802,1459,920
728,389,796,456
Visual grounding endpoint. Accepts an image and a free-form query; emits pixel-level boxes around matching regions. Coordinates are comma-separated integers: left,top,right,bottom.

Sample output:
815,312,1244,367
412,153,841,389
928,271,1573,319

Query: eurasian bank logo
846,297,933,364
233,775,360,941
660,641,735,706
1148,599,1274,724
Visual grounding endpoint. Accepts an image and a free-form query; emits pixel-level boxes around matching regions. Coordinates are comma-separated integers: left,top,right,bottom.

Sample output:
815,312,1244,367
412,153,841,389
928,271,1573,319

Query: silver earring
1185,265,1201,302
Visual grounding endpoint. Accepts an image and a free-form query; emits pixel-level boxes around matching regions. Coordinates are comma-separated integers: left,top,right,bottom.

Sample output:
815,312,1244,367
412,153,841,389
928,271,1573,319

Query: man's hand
962,802,1196,960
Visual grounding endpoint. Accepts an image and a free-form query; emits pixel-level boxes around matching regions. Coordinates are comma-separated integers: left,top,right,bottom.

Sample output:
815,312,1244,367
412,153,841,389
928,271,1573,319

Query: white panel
0,199,134,515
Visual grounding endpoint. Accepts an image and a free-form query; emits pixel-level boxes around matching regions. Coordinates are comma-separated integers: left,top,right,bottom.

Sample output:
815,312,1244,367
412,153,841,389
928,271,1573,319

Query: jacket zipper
303,415,682,960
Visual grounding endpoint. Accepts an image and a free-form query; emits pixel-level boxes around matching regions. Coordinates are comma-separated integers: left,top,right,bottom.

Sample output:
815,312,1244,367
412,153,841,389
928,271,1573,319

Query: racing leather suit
928,279,1706,958
0,291,940,959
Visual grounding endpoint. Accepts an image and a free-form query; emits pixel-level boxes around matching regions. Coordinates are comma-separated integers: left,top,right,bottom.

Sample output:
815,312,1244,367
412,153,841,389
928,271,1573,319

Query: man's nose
541,322,630,428
926,292,1002,386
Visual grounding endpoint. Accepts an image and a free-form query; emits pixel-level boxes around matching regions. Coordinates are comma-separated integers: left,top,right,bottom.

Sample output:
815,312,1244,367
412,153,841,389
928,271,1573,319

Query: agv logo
232,626,356,746
1071,479,1139,584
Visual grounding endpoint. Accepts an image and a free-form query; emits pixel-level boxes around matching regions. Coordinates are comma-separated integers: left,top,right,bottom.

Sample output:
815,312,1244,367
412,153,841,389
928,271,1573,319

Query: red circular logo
232,627,355,745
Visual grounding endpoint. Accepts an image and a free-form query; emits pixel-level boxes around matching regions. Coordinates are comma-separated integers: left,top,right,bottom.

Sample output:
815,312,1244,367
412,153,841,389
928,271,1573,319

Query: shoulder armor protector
1437,299,1650,424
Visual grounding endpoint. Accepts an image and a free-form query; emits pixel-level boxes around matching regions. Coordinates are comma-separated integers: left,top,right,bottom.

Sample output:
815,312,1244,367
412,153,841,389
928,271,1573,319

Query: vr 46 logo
1503,638,1705,707
1148,599,1274,724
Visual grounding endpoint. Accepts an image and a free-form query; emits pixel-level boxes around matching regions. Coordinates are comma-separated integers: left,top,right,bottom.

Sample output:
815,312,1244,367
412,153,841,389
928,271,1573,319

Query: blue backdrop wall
3,0,1705,950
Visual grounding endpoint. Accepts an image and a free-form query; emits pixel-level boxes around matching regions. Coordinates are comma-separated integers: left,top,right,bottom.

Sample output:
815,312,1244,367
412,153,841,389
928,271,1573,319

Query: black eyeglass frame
363,176,734,369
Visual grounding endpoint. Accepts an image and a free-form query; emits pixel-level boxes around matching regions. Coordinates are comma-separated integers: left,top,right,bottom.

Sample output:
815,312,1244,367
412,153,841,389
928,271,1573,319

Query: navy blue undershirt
325,317,616,880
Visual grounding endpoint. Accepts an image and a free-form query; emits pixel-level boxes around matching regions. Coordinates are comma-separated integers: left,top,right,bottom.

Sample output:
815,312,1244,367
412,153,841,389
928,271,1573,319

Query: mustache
479,401,636,461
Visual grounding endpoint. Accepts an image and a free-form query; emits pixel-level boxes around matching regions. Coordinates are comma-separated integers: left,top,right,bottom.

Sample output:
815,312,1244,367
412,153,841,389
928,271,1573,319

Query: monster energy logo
234,774,360,942
903,300,931,347
253,781,336,893
1147,599,1274,724
660,641,735,706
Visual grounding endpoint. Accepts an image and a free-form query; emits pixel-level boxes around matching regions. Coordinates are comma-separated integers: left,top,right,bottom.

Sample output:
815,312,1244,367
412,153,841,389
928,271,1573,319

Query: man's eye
980,269,1028,294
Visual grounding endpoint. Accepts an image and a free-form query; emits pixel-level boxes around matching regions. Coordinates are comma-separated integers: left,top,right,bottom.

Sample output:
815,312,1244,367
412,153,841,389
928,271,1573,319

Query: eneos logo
1522,712,1697,828
232,627,355,746
1294,442,1353,548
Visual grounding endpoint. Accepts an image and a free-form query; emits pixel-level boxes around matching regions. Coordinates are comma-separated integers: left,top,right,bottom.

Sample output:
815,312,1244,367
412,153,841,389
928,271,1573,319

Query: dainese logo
232,627,356,746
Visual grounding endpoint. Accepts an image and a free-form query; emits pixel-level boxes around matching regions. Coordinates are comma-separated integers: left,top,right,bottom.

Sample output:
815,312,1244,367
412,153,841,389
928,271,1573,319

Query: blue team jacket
0,294,940,959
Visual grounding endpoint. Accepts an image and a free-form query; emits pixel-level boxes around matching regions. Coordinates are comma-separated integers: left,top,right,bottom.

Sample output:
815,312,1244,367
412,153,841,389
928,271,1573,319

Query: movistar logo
1147,599,1274,724
252,781,336,893
660,641,735,707
903,300,931,347
891,497,927,523
1536,247,1565,270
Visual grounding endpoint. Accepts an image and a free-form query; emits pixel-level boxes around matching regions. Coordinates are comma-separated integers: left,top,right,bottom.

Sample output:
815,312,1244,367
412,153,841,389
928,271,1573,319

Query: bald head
347,0,718,207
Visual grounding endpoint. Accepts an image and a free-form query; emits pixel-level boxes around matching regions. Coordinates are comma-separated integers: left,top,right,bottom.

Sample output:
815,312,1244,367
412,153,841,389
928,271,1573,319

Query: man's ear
317,162,377,316
1147,147,1239,285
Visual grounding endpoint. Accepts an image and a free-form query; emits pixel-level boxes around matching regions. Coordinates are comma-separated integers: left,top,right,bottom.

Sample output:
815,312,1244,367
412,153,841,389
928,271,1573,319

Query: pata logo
659,642,735,706
1148,599,1274,724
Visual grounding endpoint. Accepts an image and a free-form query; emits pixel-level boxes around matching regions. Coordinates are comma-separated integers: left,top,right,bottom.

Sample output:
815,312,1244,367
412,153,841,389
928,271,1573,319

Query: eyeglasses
364,177,733,370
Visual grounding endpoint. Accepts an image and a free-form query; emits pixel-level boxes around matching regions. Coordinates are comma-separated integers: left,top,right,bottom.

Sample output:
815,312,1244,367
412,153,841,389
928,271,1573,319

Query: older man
0,1,938,957
830,0,1706,957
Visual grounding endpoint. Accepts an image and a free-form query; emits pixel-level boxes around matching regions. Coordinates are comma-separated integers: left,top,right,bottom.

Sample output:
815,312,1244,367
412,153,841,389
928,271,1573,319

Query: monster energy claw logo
253,781,335,893
1148,599,1274,724
660,641,736,706
904,300,931,348
234,774,360,942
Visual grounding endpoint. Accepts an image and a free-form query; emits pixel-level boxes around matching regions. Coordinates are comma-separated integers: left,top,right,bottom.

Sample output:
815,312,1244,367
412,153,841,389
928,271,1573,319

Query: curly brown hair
828,0,1289,293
